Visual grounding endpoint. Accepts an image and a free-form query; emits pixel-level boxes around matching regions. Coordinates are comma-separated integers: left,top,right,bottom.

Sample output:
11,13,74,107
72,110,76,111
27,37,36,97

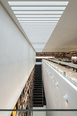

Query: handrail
48,59,77,69
0,109,77,111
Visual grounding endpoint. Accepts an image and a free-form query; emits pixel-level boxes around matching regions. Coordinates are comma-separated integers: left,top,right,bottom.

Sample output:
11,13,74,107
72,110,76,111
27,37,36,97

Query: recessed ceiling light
8,1,69,6
19,21,58,23
13,11,63,14
17,18,59,21
16,15,61,18
11,7,66,10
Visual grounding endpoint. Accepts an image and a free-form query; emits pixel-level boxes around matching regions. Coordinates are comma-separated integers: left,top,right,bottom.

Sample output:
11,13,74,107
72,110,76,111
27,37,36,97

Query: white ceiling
1,0,77,52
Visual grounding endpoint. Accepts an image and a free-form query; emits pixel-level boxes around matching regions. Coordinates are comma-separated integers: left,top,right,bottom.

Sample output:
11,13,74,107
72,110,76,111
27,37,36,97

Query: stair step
33,101,42,103
34,85,42,86
33,93,42,94
33,88,42,90
34,80,42,81
33,91,42,92
34,82,42,83
33,88,42,89
33,98,42,101
33,104,43,107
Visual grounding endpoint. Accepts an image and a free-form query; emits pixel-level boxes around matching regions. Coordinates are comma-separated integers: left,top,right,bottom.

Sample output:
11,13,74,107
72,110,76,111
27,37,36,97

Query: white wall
42,60,77,116
0,3,35,115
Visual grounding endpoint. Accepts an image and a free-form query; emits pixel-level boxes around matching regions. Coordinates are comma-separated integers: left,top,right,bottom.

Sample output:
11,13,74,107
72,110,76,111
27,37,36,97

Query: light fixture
51,75,54,79
22,27,55,29
17,18,60,21
8,1,69,6
11,7,66,10
13,11,63,15
19,21,58,23
20,23,57,26
63,94,68,102
49,72,51,75
55,82,59,87
16,15,61,18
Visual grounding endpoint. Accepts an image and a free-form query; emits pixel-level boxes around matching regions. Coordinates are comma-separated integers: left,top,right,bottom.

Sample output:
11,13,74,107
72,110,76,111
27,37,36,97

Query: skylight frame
17,18,60,21
11,7,66,11
8,1,69,6
16,15,61,18
13,11,64,15
19,21,58,23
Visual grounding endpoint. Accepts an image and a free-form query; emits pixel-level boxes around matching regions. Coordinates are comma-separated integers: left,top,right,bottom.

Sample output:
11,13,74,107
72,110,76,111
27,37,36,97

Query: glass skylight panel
11,7,66,10
8,1,69,6
17,18,59,21
23,27,55,29
13,11,63,15
16,15,61,18
19,21,58,23
20,22,57,24
23,27,54,29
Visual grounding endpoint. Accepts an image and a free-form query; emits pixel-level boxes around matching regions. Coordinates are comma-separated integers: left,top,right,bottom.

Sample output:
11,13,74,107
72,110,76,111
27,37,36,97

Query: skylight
16,15,61,18
8,1,69,6
11,7,66,10
8,1,69,52
19,21,58,23
17,18,60,21
13,11,64,15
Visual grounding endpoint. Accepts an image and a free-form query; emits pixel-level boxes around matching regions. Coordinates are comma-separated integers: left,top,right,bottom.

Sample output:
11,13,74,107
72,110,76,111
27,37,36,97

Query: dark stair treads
33,82,42,84
33,93,42,94
33,65,45,107
33,101,42,104
33,98,42,100
34,80,42,83
33,95,42,98
33,104,43,107
33,90,42,93
34,84,42,86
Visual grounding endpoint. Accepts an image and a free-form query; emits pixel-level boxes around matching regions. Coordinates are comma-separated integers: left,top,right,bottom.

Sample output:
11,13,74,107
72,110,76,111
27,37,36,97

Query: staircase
33,65,43,107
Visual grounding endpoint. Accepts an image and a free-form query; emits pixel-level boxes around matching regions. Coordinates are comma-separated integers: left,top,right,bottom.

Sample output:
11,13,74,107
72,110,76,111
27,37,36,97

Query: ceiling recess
8,1,69,52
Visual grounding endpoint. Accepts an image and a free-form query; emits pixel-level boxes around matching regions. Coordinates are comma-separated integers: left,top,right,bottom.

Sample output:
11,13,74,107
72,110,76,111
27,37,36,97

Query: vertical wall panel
0,4,35,114
42,60,77,116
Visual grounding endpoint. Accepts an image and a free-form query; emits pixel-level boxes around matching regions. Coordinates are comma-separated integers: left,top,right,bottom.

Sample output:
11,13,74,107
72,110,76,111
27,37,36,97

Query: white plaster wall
0,3,35,115
42,60,77,116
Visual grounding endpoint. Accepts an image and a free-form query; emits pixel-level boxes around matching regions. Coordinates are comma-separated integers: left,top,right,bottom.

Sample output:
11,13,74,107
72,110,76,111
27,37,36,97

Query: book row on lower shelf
11,67,35,116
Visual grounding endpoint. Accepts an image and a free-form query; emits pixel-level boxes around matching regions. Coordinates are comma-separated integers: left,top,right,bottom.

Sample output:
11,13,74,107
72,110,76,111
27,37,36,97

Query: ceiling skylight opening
23,29,54,32
22,27,55,29
17,18,60,21
16,15,61,18
32,44,46,48
8,1,69,52
19,21,58,23
11,7,66,11
8,1,69,6
13,11,64,15
21,26,56,29
20,22,57,25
